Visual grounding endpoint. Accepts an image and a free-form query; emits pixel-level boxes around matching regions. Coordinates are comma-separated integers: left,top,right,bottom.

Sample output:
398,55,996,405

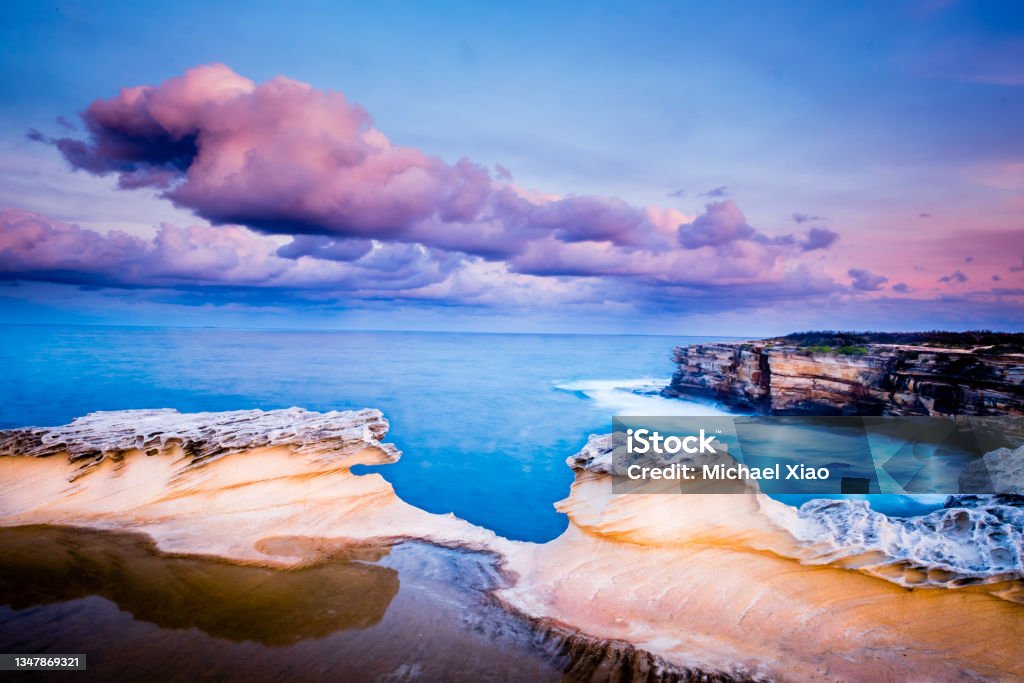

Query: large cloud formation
55,69,826,251
49,64,664,258
18,64,857,312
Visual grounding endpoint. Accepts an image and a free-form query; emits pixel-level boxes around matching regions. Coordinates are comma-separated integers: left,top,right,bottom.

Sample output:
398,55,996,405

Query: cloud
674,202,837,256
848,268,889,291
21,65,854,300
0,207,459,293
919,213,932,218
1010,257,1024,273
678,201,757,248
698,186,729,198
3,202,848,319
42,64,680,262
799,227,839,251
667,188,687,198
938,269,968,284
965,256,974,263
892,282,913,293
679,201,806,252
6,202,1019,330
275,235,374,262
791,212,825,224
0,207,150,287
993,274,1002,281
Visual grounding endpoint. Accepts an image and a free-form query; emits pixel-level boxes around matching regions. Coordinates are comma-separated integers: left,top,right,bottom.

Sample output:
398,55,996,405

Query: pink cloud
0,207,458,292
848,267,890,291
0,207,147,283
47,64,833,277
18,64,931,317
1,204,850,316
59,65,488,242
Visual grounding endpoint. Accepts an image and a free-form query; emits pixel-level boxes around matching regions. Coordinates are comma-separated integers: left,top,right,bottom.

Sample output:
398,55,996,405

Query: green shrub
836,345,869,356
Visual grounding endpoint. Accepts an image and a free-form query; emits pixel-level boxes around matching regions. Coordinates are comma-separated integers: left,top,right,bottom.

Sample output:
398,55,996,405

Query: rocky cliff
663,340,1024,416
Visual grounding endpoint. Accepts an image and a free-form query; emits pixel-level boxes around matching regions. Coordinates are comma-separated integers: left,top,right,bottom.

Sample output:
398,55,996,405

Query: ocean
0,325,729,542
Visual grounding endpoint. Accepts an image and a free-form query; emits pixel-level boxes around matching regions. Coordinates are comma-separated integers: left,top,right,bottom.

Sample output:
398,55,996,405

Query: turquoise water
0,325,726,542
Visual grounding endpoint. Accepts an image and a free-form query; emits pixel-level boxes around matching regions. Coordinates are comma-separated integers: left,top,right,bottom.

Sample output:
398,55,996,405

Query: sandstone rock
0,407,399,472
2,409,1024,680
664,341,1024,416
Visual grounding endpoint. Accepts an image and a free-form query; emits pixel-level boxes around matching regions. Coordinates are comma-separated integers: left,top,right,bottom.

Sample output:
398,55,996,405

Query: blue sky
1,0,1022,333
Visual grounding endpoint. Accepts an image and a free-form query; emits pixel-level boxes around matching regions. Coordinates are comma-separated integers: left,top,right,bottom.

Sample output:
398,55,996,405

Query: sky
0,0,1022,334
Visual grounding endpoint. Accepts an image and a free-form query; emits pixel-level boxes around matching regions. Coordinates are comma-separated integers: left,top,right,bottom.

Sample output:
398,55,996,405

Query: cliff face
664,342,1024,416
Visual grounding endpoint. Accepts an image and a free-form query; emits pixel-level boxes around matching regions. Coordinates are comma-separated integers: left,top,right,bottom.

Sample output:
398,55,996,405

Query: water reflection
0,525,399,645
0,526,571,682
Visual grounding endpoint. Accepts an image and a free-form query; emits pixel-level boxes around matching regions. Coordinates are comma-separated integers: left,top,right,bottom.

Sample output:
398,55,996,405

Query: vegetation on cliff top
774,331,1024,353
801,344,870,356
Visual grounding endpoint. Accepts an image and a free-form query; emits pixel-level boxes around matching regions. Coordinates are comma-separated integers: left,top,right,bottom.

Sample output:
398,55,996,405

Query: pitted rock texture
0,407,398,470
566,433,615,474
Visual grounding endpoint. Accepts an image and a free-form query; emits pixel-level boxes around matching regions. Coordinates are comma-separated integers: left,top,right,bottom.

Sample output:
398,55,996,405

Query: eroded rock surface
2,409,1024,681
0,407,398,471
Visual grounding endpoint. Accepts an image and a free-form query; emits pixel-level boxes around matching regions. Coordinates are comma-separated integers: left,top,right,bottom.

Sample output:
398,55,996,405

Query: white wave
762,494,1024,586
554,378,732,416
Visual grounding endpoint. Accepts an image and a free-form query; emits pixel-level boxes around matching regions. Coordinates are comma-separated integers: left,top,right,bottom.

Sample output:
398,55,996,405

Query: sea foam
554,378,731,416
763,493,1024,587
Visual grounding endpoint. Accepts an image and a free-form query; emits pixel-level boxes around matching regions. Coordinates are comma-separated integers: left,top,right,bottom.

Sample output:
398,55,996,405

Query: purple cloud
799,227,840,252
791,212,825,224
892,282,913,293
678,201,757,248
698,186,729,198
275,236,374,262
8,64,912,318
23,65,858,299
848,268,889,291
41,64,679,261
938,270,968,284
0,207,457,293
675,202,836,255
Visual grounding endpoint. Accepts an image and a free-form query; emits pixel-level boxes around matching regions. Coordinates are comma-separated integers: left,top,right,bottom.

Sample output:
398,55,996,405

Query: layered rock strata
663,341,1024,416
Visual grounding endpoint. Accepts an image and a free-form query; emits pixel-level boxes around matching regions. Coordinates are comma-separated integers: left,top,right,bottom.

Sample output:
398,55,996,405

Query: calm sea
0,325,728,542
